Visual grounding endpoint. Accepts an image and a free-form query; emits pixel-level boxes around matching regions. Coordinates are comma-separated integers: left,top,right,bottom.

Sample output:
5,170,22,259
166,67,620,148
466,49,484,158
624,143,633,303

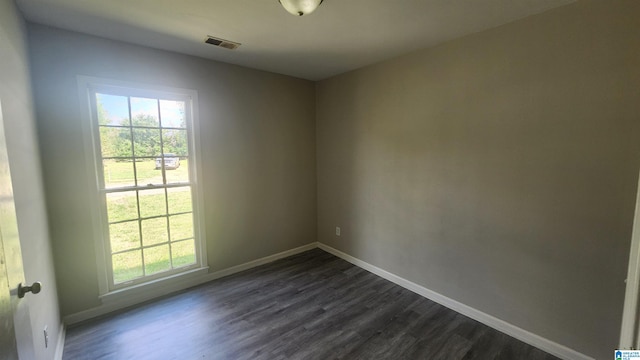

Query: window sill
99,266,210,305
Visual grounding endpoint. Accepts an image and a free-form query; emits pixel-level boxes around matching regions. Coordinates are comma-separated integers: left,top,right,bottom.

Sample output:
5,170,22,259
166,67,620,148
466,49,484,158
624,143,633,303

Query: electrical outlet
43,326,49,348
336,227,341,236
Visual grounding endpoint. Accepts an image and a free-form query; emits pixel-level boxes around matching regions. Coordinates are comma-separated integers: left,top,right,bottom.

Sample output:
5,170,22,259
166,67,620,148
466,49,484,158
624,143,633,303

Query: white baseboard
317,243,593,360
53,323,65,360
61,241,591,360
199,242,319,282
63,242,318,326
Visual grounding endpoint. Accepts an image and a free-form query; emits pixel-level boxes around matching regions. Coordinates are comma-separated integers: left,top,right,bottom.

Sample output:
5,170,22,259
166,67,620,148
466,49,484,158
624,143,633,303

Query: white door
0,233,19,360
0,100,36,359
621,171,640,349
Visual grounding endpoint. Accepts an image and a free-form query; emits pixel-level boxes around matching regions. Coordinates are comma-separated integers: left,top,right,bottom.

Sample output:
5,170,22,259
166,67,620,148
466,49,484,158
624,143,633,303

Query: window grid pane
96,92,197,285
113,250,143,283
144,244,171,275
169,213,194,241
171,239,196,268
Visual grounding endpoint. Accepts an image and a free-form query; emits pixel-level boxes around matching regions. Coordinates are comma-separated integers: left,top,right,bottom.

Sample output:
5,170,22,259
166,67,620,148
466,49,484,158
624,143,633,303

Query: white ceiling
17,0,575,81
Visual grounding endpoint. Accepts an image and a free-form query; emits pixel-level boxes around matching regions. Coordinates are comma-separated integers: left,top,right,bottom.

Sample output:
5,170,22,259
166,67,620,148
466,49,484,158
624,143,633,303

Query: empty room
1,0,639,359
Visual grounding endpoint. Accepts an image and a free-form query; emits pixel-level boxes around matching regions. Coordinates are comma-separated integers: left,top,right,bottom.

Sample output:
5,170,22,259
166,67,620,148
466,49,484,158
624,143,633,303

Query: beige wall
23,0,640,358
0,0,61,359
316,1,640,359
28,24,317,317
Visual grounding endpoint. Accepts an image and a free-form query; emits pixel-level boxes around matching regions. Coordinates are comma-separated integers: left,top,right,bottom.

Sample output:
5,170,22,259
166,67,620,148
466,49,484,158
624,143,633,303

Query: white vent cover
204,36,241,50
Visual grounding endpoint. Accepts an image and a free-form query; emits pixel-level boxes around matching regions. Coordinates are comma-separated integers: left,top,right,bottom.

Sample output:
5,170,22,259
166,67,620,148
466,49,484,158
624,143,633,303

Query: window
83,79,206,291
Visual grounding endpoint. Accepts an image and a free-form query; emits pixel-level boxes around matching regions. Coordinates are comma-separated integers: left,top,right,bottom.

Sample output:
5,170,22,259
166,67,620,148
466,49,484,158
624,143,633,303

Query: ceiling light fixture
278,0,323,16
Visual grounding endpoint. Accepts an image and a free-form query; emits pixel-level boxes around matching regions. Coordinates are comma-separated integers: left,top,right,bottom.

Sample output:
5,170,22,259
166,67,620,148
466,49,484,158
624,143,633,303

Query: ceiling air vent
204,36,241,50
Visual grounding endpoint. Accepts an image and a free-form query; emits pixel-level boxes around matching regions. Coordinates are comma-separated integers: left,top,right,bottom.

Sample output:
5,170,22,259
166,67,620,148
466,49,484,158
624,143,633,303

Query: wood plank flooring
63,249,560,360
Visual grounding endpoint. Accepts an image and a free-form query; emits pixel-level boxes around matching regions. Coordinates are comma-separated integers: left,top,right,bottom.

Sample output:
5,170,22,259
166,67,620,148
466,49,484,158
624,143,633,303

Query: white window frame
78,76,208,296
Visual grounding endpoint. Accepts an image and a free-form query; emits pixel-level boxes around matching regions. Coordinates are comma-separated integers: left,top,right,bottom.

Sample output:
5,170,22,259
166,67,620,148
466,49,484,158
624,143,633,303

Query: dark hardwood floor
63,249,560,360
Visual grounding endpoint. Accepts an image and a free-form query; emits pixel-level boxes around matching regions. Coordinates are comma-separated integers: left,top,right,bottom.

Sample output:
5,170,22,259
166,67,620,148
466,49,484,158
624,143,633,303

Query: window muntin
90,88,201,289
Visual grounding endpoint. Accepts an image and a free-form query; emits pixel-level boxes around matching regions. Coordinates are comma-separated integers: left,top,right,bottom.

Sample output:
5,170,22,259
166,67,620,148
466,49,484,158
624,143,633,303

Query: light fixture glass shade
279,0,323,16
